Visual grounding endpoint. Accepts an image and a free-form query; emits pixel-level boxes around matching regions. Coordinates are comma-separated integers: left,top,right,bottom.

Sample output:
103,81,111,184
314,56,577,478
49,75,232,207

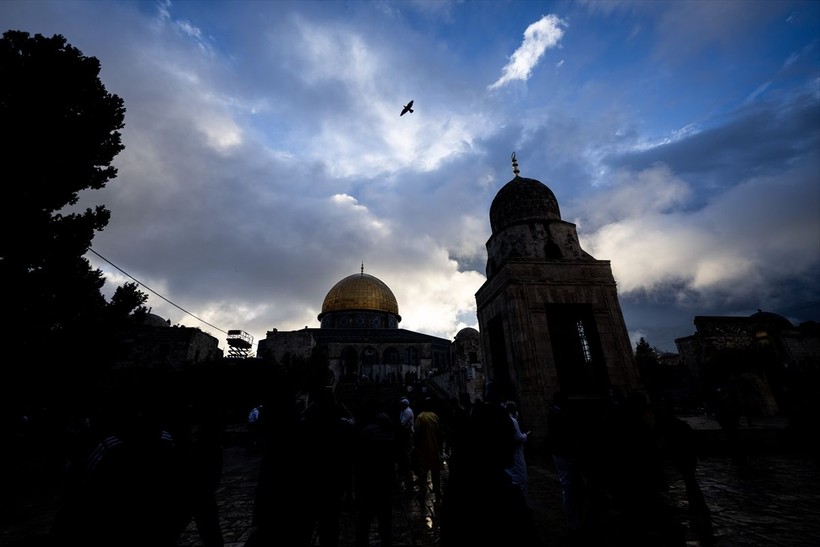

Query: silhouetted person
547,391,589,545
607,392,685,547
247,403,264,451
414,397,443,496
657,402,714,546
179,404,226,547
438,396,457,459
443,393,471,475
396,396,415,491
244,382,304,547
353,398,396,547
713,385,746,463
49,381,189,547
292,386,355,546
440,400,538,547
504,400,530,501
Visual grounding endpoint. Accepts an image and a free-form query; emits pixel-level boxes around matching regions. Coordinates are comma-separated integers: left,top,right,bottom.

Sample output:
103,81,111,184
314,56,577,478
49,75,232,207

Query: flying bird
400,100,414,116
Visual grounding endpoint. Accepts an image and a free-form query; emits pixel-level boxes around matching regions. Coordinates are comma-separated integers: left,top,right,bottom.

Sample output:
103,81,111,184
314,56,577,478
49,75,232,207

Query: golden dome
320,272,399,317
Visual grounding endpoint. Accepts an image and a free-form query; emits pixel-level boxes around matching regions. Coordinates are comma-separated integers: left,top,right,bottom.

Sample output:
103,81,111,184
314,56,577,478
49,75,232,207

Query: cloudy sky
3,0,819,354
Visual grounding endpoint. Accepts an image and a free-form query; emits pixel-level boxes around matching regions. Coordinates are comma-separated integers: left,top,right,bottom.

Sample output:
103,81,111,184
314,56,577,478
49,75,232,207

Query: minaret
475,154,641,451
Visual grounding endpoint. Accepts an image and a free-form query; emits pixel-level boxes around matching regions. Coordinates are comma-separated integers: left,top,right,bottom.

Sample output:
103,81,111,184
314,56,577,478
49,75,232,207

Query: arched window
545,240,562,259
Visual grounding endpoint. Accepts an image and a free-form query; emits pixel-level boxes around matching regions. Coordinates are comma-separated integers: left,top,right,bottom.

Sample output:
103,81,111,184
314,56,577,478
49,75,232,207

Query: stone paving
172,445,820,547
3,417,820,547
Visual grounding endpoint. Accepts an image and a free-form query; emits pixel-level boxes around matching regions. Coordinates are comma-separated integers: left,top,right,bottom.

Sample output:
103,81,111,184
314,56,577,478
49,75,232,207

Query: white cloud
388,247,484,339
580,163,820,308
575,164,692,229
488,14,567,90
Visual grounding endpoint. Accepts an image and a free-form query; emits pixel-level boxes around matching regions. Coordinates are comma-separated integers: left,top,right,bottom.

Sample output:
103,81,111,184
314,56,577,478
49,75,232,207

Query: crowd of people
545,389,715,547
38,374,713,547
243,385,540,546
243,385,710,547
47,372,228,547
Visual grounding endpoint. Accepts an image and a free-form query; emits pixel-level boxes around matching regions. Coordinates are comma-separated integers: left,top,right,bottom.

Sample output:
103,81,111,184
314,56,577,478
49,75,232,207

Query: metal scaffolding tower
226,329,253,358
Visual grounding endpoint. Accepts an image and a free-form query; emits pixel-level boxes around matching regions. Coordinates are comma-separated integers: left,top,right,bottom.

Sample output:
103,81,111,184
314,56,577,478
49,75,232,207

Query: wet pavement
3,416,820,547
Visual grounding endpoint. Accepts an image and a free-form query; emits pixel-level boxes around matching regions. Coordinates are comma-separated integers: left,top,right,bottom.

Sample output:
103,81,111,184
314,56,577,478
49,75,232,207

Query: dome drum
320,310,399,329
485,218,591,277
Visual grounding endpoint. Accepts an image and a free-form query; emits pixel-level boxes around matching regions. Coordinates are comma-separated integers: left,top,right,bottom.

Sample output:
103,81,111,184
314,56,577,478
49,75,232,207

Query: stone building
256,267,452,389
675,310,820,416
475,156,642,448
112,312,223,370
429,326,485,404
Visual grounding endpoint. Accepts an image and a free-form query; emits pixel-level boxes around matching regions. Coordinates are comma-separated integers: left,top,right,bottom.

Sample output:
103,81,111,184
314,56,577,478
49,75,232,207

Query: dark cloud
604,90,820,202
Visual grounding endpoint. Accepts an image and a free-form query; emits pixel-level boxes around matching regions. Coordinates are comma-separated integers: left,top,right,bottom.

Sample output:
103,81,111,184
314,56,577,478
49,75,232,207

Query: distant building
675,310,820,416
436,327,484,403
256,268,452,390
112,313,223,370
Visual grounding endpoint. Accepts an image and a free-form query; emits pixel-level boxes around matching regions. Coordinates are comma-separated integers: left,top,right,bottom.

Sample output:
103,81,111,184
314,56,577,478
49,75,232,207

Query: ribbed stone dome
320,272,399,316
489,176,561,233
143,313,170,327
455,327,479,340
750,310,794,331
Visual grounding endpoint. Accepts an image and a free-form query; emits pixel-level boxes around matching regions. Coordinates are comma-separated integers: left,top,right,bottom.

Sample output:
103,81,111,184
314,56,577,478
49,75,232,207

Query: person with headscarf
504,401,530,501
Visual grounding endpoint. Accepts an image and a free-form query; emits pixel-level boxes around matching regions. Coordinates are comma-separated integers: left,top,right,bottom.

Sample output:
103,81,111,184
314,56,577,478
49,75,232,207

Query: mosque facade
256,267,455,389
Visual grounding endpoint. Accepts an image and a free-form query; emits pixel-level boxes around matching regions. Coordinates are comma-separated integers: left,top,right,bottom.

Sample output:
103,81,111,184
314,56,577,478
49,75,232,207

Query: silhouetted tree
0,30,145,410
635,337,661,404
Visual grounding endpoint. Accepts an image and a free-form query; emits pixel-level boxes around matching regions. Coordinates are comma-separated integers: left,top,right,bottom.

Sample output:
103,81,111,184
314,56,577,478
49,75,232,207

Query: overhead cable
86,246,228,335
